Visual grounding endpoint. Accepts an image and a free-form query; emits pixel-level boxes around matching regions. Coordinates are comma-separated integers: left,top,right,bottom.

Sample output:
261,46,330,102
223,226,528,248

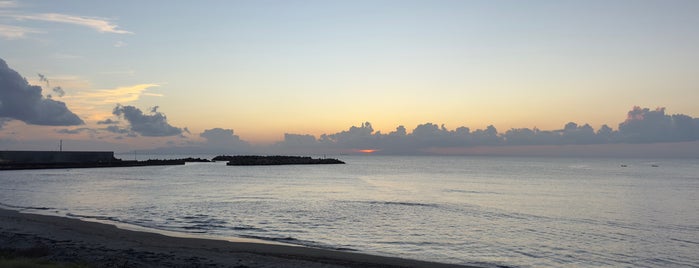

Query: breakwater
213,155,345,166
0,151,211,170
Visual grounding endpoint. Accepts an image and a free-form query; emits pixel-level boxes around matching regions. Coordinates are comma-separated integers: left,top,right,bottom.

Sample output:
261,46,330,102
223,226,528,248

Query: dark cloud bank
258,106,699,156
142,106,699,157
0,58,83,127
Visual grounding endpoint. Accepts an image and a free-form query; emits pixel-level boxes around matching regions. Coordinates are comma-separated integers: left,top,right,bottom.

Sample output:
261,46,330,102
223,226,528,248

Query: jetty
0,151,208,170
213,155,345,166
0,151,343,170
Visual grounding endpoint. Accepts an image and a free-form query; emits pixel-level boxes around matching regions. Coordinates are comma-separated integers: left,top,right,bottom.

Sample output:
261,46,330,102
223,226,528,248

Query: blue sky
1,0,699,153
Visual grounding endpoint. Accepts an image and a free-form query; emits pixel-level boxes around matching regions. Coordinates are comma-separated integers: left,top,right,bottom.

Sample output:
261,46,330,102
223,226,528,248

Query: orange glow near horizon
356,149,379,154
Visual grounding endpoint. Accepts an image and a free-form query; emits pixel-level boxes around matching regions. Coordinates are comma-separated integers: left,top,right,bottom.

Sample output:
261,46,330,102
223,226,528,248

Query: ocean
1,155,697,267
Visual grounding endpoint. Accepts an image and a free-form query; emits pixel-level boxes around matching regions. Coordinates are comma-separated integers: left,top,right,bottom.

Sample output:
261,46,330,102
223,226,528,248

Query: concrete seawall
0,151,117,164
0,151,198,170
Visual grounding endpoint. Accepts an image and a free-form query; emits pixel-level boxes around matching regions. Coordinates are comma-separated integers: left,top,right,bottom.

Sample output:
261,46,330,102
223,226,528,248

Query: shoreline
0,208,479,268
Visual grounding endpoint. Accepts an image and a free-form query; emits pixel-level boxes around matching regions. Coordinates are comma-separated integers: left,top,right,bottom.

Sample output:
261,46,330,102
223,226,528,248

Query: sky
1,0,699,155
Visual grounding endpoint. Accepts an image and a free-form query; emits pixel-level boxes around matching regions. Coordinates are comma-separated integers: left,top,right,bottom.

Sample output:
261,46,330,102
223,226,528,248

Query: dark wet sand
0,208,479,268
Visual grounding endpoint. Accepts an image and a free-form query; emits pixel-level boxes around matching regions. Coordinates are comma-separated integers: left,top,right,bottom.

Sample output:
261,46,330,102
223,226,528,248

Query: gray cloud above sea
136,105,699,155
112,104,184,137
264,106,699,155
97,118,119,125
0,58,84,126
139,127,252,154
200,128,249,147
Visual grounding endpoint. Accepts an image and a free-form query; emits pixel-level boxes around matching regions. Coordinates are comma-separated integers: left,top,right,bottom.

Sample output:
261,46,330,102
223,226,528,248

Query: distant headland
213,155,345,166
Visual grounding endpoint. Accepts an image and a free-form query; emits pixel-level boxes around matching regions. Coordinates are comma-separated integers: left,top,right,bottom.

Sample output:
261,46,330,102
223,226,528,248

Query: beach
0,208,474,268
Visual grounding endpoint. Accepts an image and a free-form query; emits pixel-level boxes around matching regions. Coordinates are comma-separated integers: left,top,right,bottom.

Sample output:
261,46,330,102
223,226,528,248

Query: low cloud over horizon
10,99,698,156
263,106,699,155
133,105,699,156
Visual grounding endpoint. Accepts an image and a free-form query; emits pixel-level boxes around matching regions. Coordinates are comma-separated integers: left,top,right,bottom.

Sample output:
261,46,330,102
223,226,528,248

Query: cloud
52,86,65,97
114,40,127,47
62,83,161,121
49,105,695,157
0,58,84,126
99,69,135,76
136,127,251,154
34,74,65,98
37,73,49,87
56,127,96,135
0,24,40,39
319,122,379,148
10,13,132,34
618,106,699,143
266,106,699,155
0,1,18,8
112,104,184,137
96,118,119,125
66,84,161,104
200,128,250,149
201,128,239,144
0,117,9,129
52,53,83,60
26,75,90,91
104,125,131,135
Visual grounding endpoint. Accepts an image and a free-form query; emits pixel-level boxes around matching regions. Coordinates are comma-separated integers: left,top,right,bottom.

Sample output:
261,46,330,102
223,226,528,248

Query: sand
0,208,478,268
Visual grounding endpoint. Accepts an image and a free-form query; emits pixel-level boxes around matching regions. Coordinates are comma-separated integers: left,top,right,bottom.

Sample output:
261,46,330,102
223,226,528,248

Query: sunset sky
1,0,699,152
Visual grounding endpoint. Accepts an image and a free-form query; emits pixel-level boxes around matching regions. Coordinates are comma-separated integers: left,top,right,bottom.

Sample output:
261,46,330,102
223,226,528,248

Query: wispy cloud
113,40,127,47
0,1,18,9
27,75,91,91
62,84,162,123
99,69,136,76
0,24,40,39
52,53,83,60
67,84,161,104
11,13,132,34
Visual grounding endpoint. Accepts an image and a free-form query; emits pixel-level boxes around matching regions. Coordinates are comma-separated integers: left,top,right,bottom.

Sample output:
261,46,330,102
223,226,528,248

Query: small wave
177,215,229,230
189,219,228,225
361,201,439,208
568,164,590,169
66,212,119,222
670,238,699,245
466,262,517,268
239,235,356,251
231,225,267,232
376,240,445,247
181,214,208,220
119,177,148,181
240,235,302,244
443,189,498,195
0,202,53,211
179,225,210,233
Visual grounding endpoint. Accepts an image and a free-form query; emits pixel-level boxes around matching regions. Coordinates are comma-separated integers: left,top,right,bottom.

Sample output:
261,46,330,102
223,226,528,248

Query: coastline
0,208,478,268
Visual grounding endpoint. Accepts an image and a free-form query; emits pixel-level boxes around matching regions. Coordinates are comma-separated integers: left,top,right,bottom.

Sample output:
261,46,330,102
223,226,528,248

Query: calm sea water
1,155,698,267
